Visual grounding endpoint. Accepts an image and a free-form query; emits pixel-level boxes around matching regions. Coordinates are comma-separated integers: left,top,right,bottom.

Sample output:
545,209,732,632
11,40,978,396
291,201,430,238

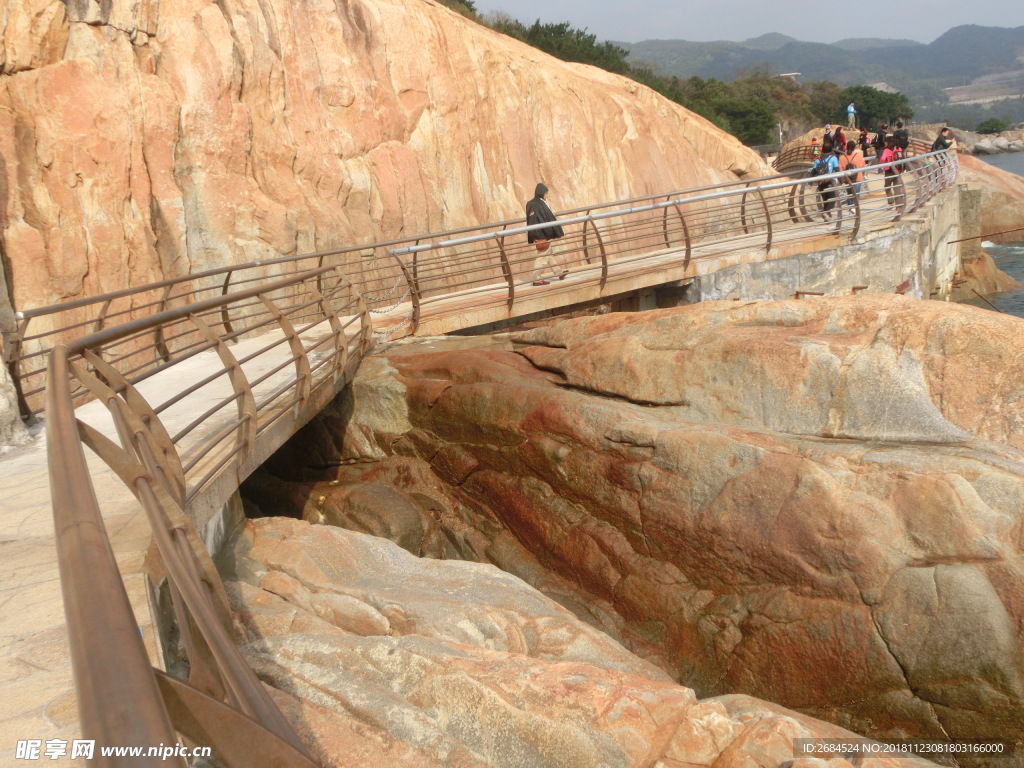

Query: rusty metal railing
382,148,958,334
46,266,370,766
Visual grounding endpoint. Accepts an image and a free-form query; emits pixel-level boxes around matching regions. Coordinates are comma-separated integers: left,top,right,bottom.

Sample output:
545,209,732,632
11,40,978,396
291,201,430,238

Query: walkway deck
0,327,337,765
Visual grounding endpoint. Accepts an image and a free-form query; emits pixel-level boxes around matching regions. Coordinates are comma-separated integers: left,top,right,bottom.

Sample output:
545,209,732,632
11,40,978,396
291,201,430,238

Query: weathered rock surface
225,516,939,768
955,155,1024,244
259,295,1024,750
0,0,765,314
949,249,1020,301
0,348,29,448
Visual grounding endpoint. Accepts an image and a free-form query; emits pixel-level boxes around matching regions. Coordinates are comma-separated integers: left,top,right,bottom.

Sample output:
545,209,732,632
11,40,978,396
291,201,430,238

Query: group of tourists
809,119,957,212
526,121,960,285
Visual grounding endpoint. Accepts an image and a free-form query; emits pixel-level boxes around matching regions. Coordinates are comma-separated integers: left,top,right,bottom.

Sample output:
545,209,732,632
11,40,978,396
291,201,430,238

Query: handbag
535,239,550,252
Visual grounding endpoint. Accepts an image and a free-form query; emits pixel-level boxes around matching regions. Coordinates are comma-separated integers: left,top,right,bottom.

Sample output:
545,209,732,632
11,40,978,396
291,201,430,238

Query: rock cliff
250,295,1024,753
0,0,765,316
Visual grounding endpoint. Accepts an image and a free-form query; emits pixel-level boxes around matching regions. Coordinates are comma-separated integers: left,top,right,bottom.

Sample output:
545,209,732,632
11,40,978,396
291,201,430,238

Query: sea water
966,153,1024,319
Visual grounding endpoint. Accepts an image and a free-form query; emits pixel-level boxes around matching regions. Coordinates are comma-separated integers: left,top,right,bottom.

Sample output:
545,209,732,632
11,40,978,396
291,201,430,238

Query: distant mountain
832,38,922,51
618,24,1024,90
740,33,798,50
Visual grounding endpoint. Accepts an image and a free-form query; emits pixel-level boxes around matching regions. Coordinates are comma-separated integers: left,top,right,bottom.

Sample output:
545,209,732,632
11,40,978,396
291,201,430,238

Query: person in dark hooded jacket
525,183,568,285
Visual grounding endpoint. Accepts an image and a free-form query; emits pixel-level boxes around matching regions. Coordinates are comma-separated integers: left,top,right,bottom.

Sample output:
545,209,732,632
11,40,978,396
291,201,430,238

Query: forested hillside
619,25,1024,88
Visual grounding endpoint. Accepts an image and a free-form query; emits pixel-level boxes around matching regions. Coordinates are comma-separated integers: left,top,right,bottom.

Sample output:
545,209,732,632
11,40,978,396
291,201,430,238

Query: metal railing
7,250,389,418
773,137,936,173
382,148,958,333
46,266,370,766
8,148,956,412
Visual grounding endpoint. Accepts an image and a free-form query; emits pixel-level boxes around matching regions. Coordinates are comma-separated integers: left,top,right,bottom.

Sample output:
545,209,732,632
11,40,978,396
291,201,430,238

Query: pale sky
469,0,1021,45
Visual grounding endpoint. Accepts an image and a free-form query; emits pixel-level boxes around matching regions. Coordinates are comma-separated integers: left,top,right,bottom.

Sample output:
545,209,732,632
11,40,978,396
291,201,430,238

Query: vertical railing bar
258,292,311,409
495,235,516,311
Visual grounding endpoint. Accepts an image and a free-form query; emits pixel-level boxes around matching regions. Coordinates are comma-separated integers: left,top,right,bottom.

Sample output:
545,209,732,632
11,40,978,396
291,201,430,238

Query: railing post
220,271,235,338
357,291,373,352
189,314,258,460
495,235,516,312
258,293,312,409
754,187,772,252
154,284,174,362
583,215,608,291
669,201,692,271
893,172,909,220
740,184,751,234
847,177,862,239
5,314,33,420
390,254,420,334
308,274,349,383
73,351,188,506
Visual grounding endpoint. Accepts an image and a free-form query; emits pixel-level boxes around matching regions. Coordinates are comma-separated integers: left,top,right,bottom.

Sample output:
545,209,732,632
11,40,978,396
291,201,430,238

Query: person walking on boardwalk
832,125,847,154
811,139,840,218
872,123,888,161
892,121,909,152
839,139,866,206
525,183,568,286
878,135,902,207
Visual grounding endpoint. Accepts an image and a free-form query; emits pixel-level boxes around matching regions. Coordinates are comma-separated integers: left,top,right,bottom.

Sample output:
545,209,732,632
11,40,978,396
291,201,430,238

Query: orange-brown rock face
226,516,940,768
261,295,1024,751
956,155,1024,244
0,0,765,313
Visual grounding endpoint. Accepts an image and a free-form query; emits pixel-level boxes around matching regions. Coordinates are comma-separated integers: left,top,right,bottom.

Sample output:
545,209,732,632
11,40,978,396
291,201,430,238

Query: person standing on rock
847,101,857,128
526,183,568,286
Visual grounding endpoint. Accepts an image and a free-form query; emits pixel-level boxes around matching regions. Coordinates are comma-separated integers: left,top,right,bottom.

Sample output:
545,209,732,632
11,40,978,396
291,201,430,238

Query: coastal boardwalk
0,178,960,765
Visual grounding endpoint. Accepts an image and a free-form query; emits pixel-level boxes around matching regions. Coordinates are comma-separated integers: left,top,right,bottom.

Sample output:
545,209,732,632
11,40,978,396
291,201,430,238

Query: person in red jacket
877,135,903,207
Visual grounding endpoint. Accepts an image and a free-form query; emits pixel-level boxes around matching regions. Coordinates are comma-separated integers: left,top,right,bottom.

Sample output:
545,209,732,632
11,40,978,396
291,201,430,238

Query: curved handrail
382,149,958,334
46,266,370,766
10,149,958,412
773,137,938,174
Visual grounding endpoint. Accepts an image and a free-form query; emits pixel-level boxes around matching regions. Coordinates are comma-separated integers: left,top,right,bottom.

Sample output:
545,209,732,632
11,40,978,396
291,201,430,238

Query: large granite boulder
224,516,939,768
261,295,1024,752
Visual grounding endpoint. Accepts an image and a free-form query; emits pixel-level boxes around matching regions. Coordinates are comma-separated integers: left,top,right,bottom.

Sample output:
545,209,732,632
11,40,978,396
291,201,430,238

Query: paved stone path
0,424,150,767
0,328,319,767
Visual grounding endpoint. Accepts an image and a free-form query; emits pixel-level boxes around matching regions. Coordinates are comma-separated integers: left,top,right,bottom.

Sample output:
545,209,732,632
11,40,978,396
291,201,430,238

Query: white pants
531,240,570,281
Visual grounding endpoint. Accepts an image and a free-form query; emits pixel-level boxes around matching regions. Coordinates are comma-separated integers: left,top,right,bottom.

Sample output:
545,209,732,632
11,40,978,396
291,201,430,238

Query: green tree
976,117,1011,134
491,19,632,74
436,0,476,15
839,85,913,129
716,98,777,144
